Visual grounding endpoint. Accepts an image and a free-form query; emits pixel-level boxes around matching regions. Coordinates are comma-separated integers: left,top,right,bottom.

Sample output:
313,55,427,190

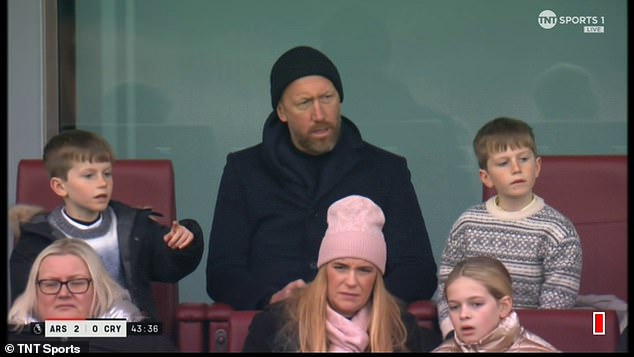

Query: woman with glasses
8,238,176,352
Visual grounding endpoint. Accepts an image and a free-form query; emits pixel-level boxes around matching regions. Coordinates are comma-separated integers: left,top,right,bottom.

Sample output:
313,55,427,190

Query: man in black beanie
206,45,437,310
268,46,344,156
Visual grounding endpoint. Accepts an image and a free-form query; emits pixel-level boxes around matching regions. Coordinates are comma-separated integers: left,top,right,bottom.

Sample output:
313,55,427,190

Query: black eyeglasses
36,278,92,295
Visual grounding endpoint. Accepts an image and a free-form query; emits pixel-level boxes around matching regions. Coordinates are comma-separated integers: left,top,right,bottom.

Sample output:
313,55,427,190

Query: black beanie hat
270,46,344,109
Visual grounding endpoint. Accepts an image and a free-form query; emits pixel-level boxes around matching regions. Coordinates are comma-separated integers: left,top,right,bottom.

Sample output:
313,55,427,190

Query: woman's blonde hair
275,265,408,352
8,239,137,328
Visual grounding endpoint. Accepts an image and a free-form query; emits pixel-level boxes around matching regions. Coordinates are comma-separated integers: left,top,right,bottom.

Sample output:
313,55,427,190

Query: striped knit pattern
436,195,582,335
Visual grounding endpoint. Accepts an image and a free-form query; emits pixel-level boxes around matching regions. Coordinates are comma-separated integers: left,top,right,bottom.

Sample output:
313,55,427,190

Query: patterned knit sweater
435,195,582,337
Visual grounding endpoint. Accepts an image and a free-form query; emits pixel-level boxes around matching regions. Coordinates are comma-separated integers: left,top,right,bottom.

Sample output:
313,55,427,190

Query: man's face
276,75,341,156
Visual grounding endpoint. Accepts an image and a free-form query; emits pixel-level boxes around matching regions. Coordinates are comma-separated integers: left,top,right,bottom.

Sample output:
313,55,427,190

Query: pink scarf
325,304,371,352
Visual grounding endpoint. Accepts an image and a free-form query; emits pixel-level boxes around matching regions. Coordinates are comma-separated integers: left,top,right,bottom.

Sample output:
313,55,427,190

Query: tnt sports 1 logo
538,9,605,33
538,10,558,29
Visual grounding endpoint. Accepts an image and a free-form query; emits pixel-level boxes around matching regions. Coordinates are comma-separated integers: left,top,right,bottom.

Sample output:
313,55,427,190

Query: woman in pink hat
243,195,441,352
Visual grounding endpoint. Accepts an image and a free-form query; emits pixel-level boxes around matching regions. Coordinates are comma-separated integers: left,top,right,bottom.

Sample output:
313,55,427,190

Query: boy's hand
163,220,194,250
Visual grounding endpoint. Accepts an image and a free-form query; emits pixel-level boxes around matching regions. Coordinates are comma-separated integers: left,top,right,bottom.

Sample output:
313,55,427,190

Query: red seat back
206,303,258,352
407,300,440,332
16,159,176,226
516,308,620,352
15,159,179,340
175,303,208,352
483,155,628,300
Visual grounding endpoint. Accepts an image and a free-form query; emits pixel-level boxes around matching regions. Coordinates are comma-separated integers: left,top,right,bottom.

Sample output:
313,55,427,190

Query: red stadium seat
516,308,620,352
175,303,208,352
407,299,440,332
206,303,258,352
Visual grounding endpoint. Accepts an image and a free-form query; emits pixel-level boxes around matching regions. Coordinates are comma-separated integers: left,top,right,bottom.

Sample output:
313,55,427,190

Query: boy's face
479,147,541,209
50,161,113,221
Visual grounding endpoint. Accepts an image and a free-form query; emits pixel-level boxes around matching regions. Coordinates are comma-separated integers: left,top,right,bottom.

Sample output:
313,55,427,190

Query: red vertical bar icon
593,311,605,335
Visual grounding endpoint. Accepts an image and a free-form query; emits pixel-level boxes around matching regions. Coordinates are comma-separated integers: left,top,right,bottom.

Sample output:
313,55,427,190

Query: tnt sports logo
538,9,605,33
538,10,557,29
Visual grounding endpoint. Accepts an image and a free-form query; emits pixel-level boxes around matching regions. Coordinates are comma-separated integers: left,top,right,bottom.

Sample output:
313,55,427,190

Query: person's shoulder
252,301,288,327
449,204,489,231
536,201,579,236
109,200,131,211
455,202,488,219
359,142,410,171
361,141,406,160
109,200,154,216
540,202,573,222
258,301,286,317
227,143,263,160
13,211,54,243
108,201,168,229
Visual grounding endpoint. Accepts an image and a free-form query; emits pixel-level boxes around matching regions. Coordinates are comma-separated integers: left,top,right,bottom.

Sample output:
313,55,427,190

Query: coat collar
452,311,521,352
261,112,365,204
